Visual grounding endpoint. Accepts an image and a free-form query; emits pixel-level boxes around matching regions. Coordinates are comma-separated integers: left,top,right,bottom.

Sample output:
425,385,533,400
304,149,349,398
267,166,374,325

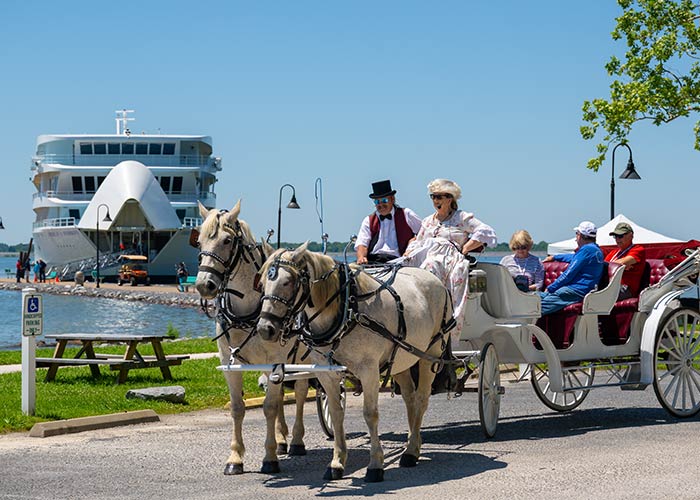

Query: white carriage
458,248,700,437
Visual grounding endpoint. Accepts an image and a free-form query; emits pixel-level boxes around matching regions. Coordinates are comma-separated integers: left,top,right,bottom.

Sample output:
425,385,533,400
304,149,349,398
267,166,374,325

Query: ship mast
115,109,135,135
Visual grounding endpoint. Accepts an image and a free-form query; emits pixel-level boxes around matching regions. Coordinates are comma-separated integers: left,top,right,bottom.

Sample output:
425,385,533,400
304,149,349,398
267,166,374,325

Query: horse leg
316,372,347,481
358,368,384,482
400,359,436,468
262,381,284,473
222,370,246,475
392,369,420,467
288,379,309,456
274,383,290,456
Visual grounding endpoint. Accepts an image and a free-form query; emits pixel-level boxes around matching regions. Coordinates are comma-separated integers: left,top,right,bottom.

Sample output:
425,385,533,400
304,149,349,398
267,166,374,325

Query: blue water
0,288,215,351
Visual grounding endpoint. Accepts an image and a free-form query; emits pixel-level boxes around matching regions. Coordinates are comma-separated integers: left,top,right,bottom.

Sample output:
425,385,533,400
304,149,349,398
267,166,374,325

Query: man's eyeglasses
613,234,627,239
430,193,452,200
373,198,390,205
513,245,528,251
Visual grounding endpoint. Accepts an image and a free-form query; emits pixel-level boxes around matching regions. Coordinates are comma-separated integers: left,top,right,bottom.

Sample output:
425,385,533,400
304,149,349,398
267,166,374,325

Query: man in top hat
605,222,646,300
540,221,605,315
355,179,422,264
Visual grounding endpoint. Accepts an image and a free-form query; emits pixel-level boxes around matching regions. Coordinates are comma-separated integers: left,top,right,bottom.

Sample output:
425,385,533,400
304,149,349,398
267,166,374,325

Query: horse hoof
323,467,344,481
399,453,418,467
365,468,384,483
224,463,244,475
277,443,288,455
289,444,307,456
261,461,281,474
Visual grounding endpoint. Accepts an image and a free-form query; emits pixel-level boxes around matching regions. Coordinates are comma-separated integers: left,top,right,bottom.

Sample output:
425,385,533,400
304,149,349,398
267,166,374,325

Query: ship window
172,176,183,193
71,176,83,193
97,176,106,187
93,143,107,155
69,209,80,221
84,177,96,193
80,143,92,155
135,143,148,155
163,143,175,155
122,143,134,154
108,143,120,154
149,143,162,155
160,176,171,192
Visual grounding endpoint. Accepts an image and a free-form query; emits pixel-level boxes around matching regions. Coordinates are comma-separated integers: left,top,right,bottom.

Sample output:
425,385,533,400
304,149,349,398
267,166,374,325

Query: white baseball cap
573,221,597,238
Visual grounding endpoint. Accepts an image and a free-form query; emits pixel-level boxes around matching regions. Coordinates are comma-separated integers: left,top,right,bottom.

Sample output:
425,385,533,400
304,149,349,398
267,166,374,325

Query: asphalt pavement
1,375,699,499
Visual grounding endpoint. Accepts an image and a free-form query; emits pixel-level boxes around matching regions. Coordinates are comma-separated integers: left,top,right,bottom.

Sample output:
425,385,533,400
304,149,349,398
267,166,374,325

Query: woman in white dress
404,179,497,333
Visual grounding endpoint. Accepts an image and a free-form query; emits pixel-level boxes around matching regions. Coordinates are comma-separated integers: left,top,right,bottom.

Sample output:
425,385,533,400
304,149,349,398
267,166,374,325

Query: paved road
1,378,699,499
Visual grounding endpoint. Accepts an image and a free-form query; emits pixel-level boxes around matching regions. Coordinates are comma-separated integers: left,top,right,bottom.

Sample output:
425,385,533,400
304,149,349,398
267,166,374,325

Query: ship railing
33,217,77,229
33,190,216,204
33,191,93,201
32,154,217,168
182,217,203,228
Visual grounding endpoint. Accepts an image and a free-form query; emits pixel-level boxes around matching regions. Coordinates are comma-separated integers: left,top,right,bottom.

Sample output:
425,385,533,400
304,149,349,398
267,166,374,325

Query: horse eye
223,237,232,245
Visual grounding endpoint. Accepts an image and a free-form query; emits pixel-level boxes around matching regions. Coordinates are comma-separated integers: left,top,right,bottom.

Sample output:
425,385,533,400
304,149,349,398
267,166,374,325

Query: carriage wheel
316,382,347,439
652,308,700,418
530,363,594,412
478,343,501,438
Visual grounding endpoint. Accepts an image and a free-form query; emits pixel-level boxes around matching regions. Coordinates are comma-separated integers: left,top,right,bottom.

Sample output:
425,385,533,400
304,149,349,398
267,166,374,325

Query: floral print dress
404,210,497,334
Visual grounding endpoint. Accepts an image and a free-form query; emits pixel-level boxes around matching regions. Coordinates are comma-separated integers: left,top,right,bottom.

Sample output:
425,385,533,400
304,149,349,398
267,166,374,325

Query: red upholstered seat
599,259,669,345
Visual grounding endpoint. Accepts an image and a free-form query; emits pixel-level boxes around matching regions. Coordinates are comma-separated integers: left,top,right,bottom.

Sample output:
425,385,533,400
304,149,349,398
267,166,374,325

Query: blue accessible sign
22,294,43,337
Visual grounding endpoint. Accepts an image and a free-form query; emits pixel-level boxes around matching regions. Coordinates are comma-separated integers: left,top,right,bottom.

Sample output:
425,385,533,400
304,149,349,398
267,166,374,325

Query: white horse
194,200,310,475
256,244,455,482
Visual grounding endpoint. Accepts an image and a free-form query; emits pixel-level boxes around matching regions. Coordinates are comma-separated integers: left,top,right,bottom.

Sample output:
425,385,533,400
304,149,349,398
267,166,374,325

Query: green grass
0,338,267,434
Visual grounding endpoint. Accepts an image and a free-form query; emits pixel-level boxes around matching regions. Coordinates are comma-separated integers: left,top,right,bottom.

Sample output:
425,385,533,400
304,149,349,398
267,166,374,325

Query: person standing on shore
15,257,22,283
176,262,189,292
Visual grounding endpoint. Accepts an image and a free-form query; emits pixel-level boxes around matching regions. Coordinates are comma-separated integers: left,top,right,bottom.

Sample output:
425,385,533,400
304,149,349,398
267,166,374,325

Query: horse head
195,199,262,299
257,243,313,342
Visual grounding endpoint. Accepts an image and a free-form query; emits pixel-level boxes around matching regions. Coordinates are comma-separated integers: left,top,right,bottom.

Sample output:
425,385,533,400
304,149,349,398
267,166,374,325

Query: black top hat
369,180,396,199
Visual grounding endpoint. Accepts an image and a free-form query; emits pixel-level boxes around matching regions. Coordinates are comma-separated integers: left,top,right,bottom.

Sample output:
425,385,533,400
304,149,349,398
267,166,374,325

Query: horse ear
230,199,241,218
261,238,274,254
290,241,309,262
198,201,209,219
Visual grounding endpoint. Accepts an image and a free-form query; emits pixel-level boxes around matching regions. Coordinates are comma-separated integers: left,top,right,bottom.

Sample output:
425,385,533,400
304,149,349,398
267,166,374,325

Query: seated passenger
500,230,544,292
355,179,422,264
605,222,646,300
540,221,604,315
404,178,497,333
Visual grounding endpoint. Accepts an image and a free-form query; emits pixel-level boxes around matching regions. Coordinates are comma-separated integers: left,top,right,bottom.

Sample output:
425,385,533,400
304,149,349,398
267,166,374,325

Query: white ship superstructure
31,110,221,279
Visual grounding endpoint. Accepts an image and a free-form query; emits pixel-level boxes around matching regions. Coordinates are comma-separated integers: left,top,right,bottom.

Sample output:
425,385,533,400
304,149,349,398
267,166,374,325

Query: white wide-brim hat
427,178,461,200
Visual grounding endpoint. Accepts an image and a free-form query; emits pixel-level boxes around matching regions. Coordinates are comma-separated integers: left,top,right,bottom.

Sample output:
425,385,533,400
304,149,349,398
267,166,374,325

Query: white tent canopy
546,214,682,255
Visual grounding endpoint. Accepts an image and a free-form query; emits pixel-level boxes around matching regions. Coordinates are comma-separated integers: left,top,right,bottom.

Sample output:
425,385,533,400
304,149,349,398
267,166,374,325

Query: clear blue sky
1,1,697,247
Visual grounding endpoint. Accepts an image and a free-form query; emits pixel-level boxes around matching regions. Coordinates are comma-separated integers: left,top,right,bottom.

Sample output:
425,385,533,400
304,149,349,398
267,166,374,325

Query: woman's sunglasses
373,198,390,205
513,245,529,251
430,193,452,200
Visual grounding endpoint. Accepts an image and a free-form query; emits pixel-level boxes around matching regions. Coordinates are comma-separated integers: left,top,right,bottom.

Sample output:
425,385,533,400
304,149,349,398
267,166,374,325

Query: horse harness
197,210,267,349
261,257,456,383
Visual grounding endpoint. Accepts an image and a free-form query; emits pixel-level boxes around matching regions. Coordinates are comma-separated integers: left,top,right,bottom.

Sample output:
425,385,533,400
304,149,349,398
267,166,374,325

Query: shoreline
0,278,203,309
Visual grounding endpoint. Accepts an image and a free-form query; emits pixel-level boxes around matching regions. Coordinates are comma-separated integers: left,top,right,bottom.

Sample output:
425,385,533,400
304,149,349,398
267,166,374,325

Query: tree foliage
581,0,700,170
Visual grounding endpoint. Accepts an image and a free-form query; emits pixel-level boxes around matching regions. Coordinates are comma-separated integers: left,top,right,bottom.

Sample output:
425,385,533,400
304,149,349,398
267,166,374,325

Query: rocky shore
0,280,204,309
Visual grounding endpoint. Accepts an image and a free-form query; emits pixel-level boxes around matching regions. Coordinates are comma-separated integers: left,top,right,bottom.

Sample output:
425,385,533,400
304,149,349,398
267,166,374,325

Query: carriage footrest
620,383,648,391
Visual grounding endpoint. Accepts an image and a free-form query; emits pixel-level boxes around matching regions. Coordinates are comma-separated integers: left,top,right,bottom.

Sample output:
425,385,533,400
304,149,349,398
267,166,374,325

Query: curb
231,390,318,410
28,409,159,438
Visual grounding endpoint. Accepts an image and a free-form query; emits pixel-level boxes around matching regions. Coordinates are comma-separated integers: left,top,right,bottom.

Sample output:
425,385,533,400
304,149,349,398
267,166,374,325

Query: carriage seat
599,259,669,345
536,260,623,349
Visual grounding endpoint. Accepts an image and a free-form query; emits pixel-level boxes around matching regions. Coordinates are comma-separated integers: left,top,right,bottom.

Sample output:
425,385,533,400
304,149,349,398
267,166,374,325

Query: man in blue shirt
540,221,605,315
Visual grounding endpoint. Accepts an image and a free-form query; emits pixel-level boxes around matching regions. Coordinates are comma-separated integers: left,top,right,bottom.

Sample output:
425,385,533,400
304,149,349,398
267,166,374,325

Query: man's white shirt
354,207,422,257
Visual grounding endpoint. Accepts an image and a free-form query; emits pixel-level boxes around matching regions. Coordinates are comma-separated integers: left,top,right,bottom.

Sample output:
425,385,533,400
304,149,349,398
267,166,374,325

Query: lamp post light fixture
95,204,112,288
277,184,300,249
610,142,641,220
0,217,4,230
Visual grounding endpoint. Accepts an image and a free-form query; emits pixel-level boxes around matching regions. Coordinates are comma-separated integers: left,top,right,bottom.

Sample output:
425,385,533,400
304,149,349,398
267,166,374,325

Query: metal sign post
21,288,42,416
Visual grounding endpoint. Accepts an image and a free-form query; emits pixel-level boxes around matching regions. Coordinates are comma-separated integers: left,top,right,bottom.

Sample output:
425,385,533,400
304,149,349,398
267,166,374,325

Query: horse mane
200,210,255,243
304,251,340,308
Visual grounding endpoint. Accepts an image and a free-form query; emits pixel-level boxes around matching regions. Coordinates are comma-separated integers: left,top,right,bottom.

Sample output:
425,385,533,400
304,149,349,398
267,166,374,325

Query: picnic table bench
36,333,189,384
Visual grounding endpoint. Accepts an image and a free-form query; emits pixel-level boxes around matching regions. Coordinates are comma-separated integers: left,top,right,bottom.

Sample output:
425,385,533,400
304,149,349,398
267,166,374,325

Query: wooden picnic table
36,333,189,384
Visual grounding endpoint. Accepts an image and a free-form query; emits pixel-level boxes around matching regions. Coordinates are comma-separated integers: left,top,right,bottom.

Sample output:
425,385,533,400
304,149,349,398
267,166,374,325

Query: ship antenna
115,109,135,135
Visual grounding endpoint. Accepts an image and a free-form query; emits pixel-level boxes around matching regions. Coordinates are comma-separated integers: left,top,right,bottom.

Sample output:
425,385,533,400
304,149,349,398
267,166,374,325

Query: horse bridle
260,257,313,337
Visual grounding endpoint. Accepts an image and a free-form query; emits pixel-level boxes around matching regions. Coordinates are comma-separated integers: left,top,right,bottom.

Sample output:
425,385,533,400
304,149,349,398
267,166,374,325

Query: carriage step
457,385,505,395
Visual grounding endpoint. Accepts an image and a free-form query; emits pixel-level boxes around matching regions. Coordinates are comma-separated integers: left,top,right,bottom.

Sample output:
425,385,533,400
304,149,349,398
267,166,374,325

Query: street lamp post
277,184,300,249
95,204,112,288
0,217,4,230
610,142,641,220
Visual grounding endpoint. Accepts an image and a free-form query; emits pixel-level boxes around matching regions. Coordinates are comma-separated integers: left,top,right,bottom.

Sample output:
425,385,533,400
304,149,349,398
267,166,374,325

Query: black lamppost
610,142,641,220
95,204,112,288
277,184,300,249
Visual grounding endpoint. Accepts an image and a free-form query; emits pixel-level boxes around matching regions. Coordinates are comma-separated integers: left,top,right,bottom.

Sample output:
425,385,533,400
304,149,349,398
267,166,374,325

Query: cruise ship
31,110,220,280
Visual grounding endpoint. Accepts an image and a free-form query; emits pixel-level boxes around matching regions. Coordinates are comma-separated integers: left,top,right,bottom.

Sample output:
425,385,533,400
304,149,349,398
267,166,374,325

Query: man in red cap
355,180,422,264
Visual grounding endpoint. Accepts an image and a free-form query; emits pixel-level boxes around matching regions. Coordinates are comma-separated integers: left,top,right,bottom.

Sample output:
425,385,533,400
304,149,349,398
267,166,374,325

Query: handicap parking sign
22,294,43,337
